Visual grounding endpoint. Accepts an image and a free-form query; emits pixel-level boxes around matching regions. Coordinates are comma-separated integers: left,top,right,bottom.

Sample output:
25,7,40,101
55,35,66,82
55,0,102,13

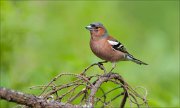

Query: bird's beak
85,25,93,30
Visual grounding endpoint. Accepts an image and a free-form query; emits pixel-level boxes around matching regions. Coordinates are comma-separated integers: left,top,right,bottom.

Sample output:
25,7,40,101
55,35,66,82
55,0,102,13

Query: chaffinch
85,22,147,71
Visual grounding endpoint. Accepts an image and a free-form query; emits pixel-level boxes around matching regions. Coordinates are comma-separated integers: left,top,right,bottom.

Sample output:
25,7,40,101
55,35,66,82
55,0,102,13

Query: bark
0,87,80,108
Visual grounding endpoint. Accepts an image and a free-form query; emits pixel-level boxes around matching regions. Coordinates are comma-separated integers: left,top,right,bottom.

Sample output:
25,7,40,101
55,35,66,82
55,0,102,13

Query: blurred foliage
0,0,179,107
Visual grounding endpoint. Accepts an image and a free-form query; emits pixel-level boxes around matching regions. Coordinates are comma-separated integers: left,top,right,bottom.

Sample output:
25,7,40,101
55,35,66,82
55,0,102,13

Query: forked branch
0,62,149,108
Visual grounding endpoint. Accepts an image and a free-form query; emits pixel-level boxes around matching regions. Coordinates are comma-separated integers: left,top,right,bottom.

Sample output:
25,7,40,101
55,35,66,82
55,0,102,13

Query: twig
57,84,84,101
1,62,149,108
120,91,128,108
105,92,124,105
68,88,87,103
82,61,108,74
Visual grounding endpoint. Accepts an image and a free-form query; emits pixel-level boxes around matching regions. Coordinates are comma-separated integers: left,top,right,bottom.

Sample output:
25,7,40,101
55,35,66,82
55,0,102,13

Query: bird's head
85,22,108,38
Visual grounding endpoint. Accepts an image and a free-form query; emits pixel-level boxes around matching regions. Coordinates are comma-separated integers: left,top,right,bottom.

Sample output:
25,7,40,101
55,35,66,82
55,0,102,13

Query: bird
85,22,148,72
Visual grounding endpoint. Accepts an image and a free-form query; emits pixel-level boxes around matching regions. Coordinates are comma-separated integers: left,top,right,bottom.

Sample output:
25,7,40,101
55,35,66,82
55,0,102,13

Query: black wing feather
110,40,128,53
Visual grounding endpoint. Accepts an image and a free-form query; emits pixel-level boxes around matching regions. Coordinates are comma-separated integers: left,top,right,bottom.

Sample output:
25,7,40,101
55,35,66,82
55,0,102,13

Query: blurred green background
0,0,179,107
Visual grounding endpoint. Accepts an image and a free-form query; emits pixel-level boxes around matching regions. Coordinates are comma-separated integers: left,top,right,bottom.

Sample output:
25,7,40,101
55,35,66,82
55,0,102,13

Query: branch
88,72,125,106
0,87,80,108
0,62,149,108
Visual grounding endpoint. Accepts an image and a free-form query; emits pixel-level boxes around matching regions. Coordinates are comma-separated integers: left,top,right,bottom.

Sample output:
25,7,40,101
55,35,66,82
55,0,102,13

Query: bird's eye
95,27,99,29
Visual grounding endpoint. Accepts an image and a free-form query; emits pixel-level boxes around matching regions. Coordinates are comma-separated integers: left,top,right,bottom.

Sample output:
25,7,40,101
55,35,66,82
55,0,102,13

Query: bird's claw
97,61,107,73
97,62,104,70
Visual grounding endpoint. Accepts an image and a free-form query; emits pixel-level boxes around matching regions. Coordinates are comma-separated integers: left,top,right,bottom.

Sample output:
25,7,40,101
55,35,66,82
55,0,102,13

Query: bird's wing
107,37,129,54
107,37,148,65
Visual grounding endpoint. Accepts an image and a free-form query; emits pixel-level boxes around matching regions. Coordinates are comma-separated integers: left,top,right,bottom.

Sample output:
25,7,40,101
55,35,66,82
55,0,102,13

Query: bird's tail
126,55,148,65
131,57,148,65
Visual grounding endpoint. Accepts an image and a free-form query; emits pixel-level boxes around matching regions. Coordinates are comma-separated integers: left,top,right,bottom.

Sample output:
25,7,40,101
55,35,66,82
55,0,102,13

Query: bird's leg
98,60,108,64
110,62,116,72
97,61,108,73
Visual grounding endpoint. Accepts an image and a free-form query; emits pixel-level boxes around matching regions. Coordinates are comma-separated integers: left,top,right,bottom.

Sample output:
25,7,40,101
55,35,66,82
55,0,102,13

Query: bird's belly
90,42,125,62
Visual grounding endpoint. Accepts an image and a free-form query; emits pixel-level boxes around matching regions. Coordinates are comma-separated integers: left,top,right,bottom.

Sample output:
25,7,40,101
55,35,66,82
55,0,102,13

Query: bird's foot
97,62,105,70
97,61,108,73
